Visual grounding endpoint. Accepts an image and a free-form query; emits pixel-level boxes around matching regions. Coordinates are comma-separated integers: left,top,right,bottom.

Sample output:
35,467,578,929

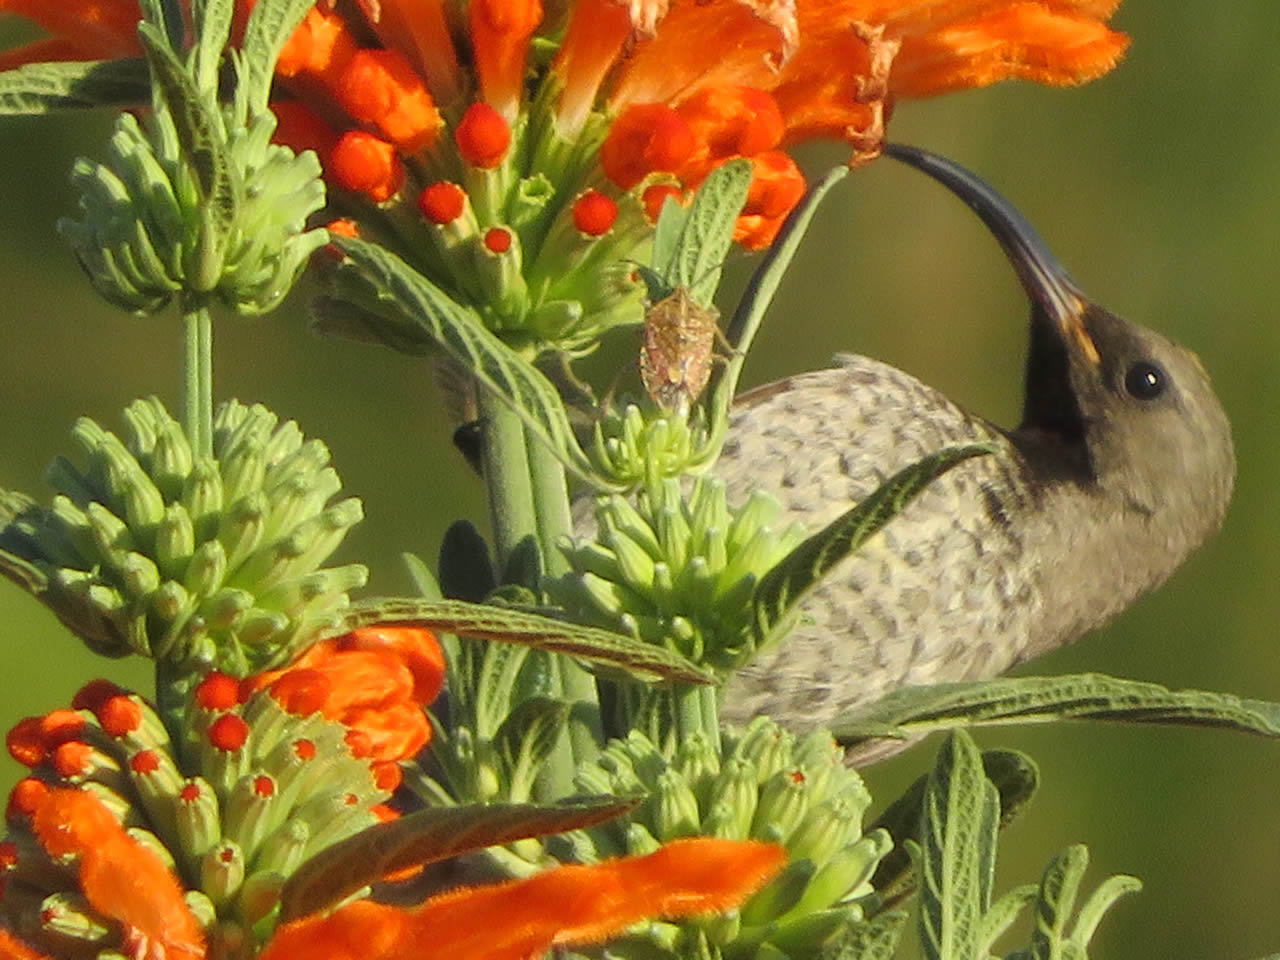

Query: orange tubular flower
0,1,1127,332
259,837,785,960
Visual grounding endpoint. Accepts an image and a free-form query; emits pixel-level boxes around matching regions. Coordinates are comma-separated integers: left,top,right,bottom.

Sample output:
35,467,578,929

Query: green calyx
58,8,328,317
0,398,366,675
551,470,807,673
550,719,892,960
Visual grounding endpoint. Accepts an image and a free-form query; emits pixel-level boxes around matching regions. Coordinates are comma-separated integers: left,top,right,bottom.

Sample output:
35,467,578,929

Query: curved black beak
883,142,1100,368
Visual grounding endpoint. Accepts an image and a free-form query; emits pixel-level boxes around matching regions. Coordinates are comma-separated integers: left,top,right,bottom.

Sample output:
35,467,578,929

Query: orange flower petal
29,789,204,960
0,0,140,60
470,0,545,120
335,48,442,151
601,103,696,189
366,0,464,106
552,0,633,134
0,929,56,960
259,838,785,960
891,4,1130,95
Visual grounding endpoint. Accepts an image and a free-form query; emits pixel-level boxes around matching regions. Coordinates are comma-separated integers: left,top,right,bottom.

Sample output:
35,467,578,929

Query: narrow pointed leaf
832,674,1280,747
1068,874,1141,950
279,797,640,921
329,237,615,489
699,165,850,468
650,196,691,276
493,696,573,799
193,0,235,92
912,731,999,960
833,911,909,960
0,60,150,114
1030,845,1088,960
137,22,239,264
323,597,714,684
401,551,443,601
870,749,1038,910
981,884,1038,953
751,444,994,652
661,159,751,304
240,0,319,112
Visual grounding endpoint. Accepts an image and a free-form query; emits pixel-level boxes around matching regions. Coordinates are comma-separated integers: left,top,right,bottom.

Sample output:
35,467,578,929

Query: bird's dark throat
1013,306,1094,483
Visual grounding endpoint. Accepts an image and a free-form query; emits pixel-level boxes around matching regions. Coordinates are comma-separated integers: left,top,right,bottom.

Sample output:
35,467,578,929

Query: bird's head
885,143,1234,559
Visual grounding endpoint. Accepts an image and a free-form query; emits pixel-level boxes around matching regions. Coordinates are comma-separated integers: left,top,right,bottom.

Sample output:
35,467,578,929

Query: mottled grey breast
716,354,1042,732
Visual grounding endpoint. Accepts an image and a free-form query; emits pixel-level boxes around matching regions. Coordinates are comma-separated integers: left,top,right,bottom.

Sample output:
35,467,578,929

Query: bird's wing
716,354,1043,732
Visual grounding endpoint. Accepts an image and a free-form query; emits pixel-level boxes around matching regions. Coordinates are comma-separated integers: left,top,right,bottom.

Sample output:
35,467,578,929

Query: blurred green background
1,4,1277,957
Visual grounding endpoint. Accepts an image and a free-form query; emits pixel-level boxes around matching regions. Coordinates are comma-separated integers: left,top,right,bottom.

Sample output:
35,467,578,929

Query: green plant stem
478,391,537,563
182,298,213,459
526,431,603,767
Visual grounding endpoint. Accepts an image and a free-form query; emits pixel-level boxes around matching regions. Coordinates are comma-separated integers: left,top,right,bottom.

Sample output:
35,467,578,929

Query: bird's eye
1124,361,1167,400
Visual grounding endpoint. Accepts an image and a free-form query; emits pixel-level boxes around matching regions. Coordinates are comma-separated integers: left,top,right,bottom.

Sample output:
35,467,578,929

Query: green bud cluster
59,105,328,315
0,679,390,958
588,403,712,490
0,398,366,674
552,718,892,960
552,469,808,672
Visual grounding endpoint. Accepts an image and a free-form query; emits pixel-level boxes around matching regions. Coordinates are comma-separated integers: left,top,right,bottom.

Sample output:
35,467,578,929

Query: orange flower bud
455,101,512,168
419,182,468,224
733,151,806,249
470,0,544,119
330,131,405,203
572,189,619,236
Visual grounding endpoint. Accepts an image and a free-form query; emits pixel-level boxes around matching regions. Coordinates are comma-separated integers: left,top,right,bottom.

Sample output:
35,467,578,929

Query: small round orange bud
196,672,240,711
484,226,513,253
330,131,404,203
419,181,467,224
572,190,618,236
207,714,250,752
98,696,143,737
455,101,511,168
131,750,161,774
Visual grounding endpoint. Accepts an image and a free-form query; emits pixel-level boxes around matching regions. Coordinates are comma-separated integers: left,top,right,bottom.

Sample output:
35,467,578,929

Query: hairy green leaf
659,158,752,305
912,731,999,960
279,797,639,921
329,237,615,488
833,673,1280,747
832,911,910,960
870,749,1039,911
982,884,1039,953
1068,873,1141,951
751,444,994,653
192,0,235,92
493,696,573,800
1030,845,1088,960
240,0,318,113
0,60,150,114
324,597,714,684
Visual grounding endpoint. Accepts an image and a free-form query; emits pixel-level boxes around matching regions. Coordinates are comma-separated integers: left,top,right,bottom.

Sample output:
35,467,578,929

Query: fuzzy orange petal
553,0,633,134
260,838,785,960
366,0,463,105
890,4,1130,95
470,0,544,120
29,789,204,960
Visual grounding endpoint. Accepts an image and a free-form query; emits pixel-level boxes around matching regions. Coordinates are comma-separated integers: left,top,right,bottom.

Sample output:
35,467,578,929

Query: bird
715,143,1235,740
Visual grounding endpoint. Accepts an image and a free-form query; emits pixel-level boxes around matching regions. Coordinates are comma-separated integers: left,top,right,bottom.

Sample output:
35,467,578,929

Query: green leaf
698,165,850,467
982,885,1039,954
650,195,691,276
474,638,532,738
751,444,994,654
438,520,497,603
192,0,235,93
0,60,150,115
1029,845,1088,960
832,911,909,960
912,731,999,960
401,551,443,601
1068,874,1141,951
832,673,1280,747
328,237,617,489
279,797,640,922
869,749,1039,911
493,696,573,801
657,158,752,305
137,22,239,290
240,0,319,113
323,597,714,684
